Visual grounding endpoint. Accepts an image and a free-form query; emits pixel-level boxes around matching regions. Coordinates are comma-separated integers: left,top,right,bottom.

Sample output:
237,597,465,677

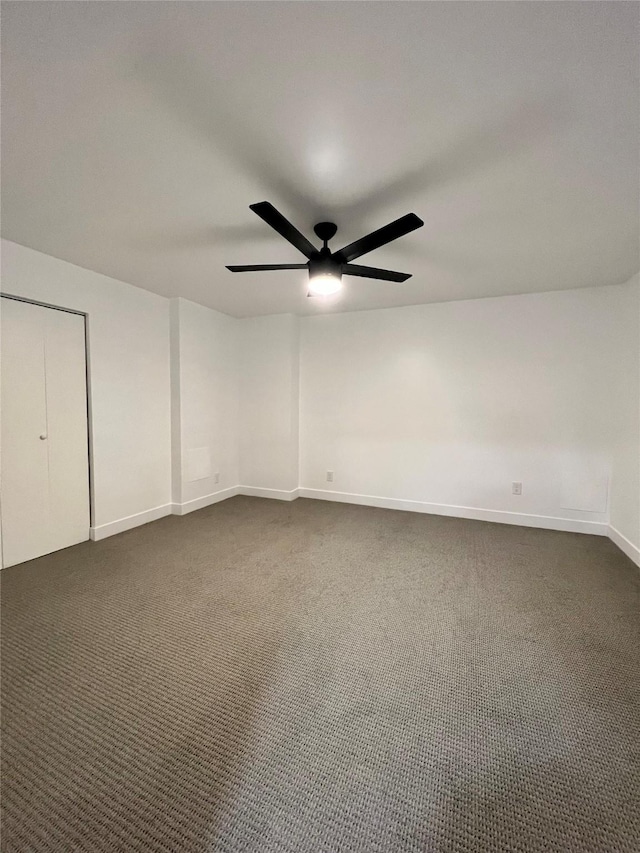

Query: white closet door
1,298,90,567
1,299,51,566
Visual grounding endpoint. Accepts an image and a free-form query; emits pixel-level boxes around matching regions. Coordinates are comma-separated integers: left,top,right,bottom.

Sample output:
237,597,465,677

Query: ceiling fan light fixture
308,272,342,297
226,202,422,293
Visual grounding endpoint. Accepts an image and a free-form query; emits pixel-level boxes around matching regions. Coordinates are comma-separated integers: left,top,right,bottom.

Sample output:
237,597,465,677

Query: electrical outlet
326,471,334,483
214,472,220,485
512,481,522,495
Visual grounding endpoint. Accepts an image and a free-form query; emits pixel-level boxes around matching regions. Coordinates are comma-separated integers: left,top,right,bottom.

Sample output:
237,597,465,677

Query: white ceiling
2,1,638,317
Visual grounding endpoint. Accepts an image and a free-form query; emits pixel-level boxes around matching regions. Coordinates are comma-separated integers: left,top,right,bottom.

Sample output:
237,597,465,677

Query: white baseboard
90,503,173,541
88,487,626,548
88,485,296,540
172,486,239,516
298,488,609,536
608,525,640,567
238,486,299,501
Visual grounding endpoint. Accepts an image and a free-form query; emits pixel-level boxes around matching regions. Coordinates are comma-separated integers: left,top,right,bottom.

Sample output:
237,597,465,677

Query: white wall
299,285,628,534
609,275,640,561
170,298,239,511
1,239,172,539
3,238,636,560
239,315,299,496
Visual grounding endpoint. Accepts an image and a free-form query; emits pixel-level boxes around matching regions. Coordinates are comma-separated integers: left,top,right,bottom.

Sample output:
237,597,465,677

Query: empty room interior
1,2,639,851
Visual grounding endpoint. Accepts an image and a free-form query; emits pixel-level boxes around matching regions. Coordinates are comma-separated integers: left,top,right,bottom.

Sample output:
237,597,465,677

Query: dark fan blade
334,213,424,263
249,202,317,259
342,264,411,283
226,264,308,272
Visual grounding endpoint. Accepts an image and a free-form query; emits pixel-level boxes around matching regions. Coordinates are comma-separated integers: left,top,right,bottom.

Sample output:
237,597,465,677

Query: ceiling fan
226,202,424,296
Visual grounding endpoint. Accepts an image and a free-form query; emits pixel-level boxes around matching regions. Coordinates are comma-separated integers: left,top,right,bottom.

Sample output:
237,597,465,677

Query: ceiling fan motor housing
308,249,342,281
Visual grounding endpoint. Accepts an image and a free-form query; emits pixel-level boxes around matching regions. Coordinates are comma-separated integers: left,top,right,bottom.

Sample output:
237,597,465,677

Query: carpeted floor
1,496,638,852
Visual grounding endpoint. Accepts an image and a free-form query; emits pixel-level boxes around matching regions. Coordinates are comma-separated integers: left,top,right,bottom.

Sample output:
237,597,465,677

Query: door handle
39,434,47,440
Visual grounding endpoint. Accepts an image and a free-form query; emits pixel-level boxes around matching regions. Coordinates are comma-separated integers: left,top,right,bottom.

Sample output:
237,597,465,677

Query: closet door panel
44,307,90,552
1,300,51,567
1,298,90,567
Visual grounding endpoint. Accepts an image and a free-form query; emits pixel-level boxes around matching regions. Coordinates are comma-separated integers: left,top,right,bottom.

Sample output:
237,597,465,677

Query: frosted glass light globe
308,274,342,296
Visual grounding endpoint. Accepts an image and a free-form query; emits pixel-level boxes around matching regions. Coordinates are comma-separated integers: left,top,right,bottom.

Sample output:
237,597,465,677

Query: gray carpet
1,496,638,852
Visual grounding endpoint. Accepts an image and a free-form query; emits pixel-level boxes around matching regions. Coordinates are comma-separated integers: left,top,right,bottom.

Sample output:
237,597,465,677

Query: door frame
0,294,94,556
